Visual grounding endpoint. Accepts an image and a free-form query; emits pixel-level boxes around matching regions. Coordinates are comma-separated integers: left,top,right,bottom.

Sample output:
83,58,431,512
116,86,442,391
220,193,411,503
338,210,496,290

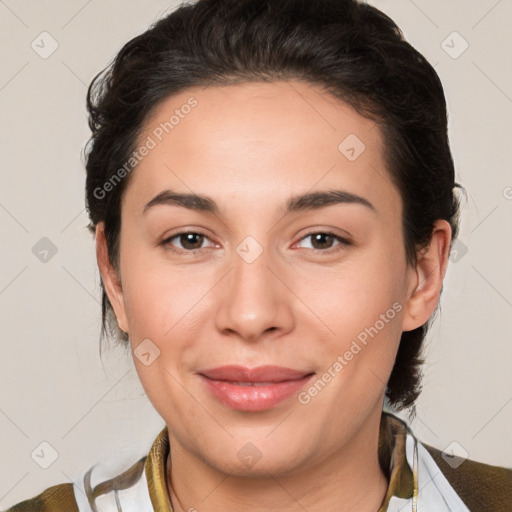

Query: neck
166,408,389,512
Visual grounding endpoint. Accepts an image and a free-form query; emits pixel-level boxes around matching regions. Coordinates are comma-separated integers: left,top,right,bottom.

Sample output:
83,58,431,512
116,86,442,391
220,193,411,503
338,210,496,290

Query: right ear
95,222,129,333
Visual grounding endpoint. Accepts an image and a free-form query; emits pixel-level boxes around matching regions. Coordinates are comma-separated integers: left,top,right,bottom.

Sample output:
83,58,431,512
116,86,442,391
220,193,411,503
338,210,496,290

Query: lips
198,365,311,383
198,365,315,411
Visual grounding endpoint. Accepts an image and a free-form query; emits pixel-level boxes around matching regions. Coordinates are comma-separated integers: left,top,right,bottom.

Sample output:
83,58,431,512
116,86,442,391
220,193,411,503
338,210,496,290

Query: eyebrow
142,189,376,216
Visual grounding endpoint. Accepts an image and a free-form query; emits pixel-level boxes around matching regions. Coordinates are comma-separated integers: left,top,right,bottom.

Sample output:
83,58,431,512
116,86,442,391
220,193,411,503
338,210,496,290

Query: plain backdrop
1,0,511,508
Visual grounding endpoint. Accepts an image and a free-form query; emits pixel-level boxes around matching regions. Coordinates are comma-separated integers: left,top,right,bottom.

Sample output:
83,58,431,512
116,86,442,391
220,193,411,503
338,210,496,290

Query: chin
211,452,307,478
195,436,314,478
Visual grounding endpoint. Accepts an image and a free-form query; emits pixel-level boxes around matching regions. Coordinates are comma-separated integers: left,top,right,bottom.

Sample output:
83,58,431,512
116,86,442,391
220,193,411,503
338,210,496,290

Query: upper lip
198,365,313,383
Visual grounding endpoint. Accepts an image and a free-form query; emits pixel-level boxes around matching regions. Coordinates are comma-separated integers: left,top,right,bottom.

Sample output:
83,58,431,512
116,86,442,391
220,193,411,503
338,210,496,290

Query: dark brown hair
84,0,465,412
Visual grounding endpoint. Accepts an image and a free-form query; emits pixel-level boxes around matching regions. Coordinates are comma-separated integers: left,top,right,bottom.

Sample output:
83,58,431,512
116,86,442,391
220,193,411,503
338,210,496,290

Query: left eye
295,232,351,252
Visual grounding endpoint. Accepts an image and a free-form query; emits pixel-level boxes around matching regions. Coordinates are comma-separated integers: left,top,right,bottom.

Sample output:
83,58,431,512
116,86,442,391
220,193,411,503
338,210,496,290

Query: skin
96,80,451,512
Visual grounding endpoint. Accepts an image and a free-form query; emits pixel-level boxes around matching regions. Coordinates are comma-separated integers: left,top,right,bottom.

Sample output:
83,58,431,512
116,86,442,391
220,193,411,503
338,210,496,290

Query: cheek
303,248,406,377
122,272,169,337
123,271,194,340
120,254,220,373
303,250,404,328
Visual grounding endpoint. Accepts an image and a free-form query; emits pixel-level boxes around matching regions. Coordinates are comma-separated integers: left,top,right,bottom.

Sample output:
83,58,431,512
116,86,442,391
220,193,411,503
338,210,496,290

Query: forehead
123,80,400,221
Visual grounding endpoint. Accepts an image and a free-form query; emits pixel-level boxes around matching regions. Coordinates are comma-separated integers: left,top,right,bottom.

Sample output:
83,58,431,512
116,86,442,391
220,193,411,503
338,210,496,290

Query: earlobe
95,222,129,333
401,220,452,332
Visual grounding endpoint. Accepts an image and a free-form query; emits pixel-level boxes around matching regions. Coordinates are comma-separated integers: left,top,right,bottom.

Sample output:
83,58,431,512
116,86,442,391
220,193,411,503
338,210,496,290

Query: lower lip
199,374,314,411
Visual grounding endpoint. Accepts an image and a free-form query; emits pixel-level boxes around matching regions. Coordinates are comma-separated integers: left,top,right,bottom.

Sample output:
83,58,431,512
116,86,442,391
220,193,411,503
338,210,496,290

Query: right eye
161,231,216,254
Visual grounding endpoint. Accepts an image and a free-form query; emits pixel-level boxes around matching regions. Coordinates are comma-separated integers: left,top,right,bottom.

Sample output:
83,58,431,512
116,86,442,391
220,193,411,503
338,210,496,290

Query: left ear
401,219,452,332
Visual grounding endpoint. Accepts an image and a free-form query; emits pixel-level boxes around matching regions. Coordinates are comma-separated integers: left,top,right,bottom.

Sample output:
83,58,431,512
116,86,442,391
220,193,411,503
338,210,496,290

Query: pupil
182,233,202,249
313,233,331,249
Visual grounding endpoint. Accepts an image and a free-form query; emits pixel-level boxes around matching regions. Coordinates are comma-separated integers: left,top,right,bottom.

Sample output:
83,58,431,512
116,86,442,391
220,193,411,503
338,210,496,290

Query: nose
214,244,295,343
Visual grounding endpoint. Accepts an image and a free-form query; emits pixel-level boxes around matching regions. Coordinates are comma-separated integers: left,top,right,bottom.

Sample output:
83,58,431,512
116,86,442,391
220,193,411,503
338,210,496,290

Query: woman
5,0,511,510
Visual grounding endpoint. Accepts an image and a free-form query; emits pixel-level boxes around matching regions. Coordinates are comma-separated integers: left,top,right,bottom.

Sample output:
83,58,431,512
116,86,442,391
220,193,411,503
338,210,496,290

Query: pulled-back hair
84,0,464,412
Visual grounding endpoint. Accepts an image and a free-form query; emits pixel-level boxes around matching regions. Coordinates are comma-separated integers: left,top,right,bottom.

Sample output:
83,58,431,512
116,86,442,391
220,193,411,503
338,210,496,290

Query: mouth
197,365,315,411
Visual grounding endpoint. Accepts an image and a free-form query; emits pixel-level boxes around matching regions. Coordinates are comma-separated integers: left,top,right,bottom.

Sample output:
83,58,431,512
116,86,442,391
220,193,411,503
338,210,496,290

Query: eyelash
160,230,352,255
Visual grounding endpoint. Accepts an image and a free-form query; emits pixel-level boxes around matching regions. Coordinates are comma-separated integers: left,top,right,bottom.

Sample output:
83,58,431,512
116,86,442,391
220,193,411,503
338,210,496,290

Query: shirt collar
377,412,415,511
144,411,414,511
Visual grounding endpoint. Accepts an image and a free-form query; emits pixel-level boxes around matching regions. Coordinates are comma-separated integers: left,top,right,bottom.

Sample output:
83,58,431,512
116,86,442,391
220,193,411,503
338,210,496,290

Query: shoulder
424,443,512,511
3,456,148,512
3,482,79,512
3,426,168,512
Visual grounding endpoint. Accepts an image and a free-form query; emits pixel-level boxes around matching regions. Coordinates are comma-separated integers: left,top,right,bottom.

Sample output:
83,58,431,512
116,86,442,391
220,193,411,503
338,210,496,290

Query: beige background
1,0,511,508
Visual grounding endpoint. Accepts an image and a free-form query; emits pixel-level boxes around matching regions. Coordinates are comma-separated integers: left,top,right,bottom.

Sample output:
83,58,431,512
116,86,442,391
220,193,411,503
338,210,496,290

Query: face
97,80,446,477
